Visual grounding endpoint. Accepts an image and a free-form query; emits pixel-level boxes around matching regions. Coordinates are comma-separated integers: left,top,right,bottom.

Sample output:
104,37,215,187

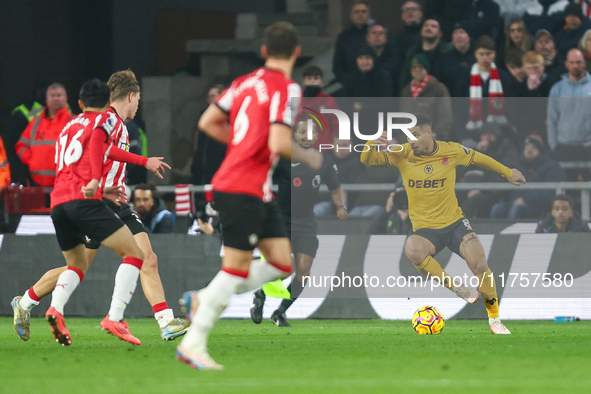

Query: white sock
19,290,40,311
180,270,245,352
108,263,140,322
489,317,501,325
235,260,287,294
155,308,175,328
50,269,82,315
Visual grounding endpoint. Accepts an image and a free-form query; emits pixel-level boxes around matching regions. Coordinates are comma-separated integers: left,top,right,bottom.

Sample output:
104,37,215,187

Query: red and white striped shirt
580,0,591,18
100,107,129,195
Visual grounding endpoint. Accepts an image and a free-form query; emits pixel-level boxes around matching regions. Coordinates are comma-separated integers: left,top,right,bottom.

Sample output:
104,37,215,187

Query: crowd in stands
322,0,591,223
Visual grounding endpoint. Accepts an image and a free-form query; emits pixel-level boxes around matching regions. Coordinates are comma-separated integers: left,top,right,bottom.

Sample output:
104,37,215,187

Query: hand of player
508,168,526,186
337,207,348,220
197,218,215,234
373,131,392,148
81,179,99,199
103,186,128,206
145,157,172,179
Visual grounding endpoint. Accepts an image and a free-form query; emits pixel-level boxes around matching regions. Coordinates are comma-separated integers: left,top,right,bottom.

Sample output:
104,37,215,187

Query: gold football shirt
361,141,512,231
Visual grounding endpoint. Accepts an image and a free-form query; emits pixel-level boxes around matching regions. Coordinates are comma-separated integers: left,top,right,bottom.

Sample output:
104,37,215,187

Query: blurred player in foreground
250,120,347,327
361,114,526,334
12,70,188,344
177,22,323,370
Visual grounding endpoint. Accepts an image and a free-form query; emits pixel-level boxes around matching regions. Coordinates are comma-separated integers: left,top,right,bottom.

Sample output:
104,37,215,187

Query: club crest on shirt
424,165,433,174
312,175,321,187
248,233,259,246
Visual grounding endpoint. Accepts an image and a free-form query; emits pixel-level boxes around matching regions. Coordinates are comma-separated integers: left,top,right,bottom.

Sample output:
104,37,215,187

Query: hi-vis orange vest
15,106,72,186
0,135,10,189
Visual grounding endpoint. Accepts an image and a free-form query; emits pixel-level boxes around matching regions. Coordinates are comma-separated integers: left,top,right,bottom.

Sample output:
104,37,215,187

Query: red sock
68,266,85,281
152,302,169,313
28,286,41,302
123,256,143,270
222,266,249,278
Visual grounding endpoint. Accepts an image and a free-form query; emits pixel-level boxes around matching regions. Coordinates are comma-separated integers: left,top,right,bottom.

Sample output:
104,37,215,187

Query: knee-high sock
477,268,499,318
415,256,454,290
108,257,143,322
50,267,84,315
277,277,304,314
235,259,290,294
180,268,246,352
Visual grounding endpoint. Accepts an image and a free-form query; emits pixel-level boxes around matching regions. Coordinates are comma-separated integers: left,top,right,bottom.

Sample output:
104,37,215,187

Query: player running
11,70,189,343
42,78,155,345
361,114,526,334
250,120,347,327
176,22,323,370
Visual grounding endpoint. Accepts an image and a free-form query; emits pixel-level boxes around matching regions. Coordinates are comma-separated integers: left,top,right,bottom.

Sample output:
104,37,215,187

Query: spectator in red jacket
15,83,71,186
0,136,10,189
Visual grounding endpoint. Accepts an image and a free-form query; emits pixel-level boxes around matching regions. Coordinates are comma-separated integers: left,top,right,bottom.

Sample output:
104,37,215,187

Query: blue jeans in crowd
490,202,530,219
348,205,384,217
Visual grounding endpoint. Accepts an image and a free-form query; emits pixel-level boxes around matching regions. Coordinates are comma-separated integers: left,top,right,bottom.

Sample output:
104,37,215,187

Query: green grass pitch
1,317,589,393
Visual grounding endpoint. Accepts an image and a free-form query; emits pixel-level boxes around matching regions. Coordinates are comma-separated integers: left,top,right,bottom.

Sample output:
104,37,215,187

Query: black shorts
51,199,125,251
291,234,319,258
411,217,475,256
214,191,287,251
85,199,146,249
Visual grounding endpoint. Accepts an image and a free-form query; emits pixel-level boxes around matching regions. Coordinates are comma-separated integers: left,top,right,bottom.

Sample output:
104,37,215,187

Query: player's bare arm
198,104,230,144
269,123,323,170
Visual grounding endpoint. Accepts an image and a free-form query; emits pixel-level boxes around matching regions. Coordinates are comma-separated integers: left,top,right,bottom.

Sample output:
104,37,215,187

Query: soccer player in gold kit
361,114,526,334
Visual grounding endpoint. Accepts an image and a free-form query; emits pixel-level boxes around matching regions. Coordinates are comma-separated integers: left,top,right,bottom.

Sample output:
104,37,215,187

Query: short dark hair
402,0,420,10
79,78,110,108
415,113,432,128
505,49,524,67
264,22,298,59
353,0,369,8
367,21,388,34
303,65,324,78
474,35,496,51
132,182,157,202
552,193,574,208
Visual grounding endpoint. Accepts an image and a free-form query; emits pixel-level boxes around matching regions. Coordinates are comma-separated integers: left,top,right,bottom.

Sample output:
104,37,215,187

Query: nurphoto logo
302,109,417,153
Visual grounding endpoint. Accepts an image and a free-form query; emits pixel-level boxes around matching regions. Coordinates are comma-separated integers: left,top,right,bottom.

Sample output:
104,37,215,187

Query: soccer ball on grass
412,306,445,335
